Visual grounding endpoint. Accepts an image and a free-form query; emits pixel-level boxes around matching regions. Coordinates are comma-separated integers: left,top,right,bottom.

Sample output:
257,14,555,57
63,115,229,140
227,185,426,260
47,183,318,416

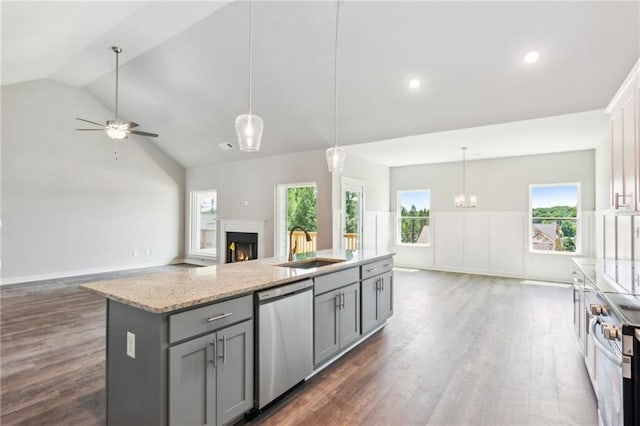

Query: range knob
591,304,605,315
602,324,621,340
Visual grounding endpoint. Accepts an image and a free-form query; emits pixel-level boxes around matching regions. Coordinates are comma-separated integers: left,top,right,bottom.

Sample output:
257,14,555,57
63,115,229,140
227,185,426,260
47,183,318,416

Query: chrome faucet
289,226,312,261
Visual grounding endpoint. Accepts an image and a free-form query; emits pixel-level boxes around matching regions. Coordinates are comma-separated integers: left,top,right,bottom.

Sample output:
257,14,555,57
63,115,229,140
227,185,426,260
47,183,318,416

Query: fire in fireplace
226,232,258,263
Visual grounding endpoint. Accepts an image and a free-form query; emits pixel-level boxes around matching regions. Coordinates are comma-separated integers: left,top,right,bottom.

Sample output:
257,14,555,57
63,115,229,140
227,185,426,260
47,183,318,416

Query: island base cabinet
169,319,253,426
215,321,253,426
314,282,360,367
169,334,216,426
361,272,393,335
314,291,340,365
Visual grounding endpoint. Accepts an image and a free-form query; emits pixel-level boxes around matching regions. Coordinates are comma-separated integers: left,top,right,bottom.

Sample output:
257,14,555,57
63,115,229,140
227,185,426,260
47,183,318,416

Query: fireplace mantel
216,218,266,264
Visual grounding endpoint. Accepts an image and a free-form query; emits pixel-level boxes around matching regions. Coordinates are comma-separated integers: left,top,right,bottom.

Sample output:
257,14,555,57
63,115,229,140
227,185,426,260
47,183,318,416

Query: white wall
390,150,596,282
186,150,333,258
1,79,185,283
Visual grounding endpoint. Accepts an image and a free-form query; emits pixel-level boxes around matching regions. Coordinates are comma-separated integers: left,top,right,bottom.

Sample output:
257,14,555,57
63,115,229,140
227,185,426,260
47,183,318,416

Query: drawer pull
383,264,391,268
367,268,376,273
207,312,232,323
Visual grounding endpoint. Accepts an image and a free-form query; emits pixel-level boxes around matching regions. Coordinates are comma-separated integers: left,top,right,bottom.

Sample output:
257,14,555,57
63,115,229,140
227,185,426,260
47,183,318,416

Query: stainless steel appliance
255,279,313,410
588,291,624,426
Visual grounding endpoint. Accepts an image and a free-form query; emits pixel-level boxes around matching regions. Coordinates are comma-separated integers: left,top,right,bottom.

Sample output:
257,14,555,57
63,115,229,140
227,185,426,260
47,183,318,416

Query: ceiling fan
76,46,158,158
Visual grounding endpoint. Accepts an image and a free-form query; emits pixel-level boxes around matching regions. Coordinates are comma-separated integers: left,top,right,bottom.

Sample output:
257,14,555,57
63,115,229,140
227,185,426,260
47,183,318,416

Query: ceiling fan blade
123,122,139,129
75,128,105,131
129,130,159,137
76,117,105,127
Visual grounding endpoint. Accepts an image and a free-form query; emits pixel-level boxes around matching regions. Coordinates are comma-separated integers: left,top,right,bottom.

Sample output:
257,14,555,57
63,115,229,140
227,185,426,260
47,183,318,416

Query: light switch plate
127,331,135,359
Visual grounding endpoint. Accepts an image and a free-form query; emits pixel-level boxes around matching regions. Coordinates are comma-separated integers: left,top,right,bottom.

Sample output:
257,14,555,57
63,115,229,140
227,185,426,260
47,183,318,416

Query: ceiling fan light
106,125,127,140
235,113,263,152
326,146,346,173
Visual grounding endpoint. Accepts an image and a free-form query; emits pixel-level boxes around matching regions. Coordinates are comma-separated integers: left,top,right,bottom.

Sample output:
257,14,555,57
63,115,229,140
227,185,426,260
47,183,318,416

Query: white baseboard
0,258,186,286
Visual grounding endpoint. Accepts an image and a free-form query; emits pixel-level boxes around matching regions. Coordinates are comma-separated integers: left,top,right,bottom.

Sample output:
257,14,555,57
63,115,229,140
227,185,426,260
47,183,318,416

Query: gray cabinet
362,271,393,335
314,282,360,366
169,319,253,426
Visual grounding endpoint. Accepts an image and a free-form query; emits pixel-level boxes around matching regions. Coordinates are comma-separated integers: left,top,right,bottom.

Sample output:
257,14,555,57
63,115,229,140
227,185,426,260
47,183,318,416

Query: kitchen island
82,249,394,426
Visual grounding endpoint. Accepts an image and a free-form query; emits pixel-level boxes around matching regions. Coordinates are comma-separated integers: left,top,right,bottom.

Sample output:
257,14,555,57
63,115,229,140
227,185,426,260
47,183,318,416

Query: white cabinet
608,58,639,211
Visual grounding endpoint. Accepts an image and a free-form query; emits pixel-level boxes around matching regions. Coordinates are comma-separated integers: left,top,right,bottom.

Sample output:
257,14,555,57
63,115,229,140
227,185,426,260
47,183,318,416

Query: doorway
341,178,364,251
275,183,318,258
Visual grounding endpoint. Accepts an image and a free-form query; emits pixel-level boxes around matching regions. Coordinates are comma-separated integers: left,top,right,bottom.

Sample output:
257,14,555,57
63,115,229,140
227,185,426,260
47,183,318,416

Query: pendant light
235,0,263,152
454,147,477,208
326,0,346,173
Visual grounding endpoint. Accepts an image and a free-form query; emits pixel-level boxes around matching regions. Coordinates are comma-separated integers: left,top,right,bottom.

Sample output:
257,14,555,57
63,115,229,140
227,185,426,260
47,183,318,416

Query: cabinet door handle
207,312,232,323
209,341,216,367
336,294,341,310
381,279,384,291
219,335,227,364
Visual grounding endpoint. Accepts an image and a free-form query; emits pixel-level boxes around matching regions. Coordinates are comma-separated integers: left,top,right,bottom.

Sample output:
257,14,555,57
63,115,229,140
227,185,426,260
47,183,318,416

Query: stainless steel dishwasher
256,279,313,410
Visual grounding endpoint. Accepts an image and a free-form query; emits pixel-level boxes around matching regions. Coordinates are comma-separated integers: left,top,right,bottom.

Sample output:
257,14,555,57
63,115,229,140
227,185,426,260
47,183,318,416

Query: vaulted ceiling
2,1,639,167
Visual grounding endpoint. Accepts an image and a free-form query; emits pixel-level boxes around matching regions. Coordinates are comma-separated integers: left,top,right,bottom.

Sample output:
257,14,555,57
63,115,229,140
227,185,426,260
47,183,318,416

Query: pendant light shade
326,146,346,173
235,0,263,152
235,113,263,152
455,147,477,208
327,0,345,173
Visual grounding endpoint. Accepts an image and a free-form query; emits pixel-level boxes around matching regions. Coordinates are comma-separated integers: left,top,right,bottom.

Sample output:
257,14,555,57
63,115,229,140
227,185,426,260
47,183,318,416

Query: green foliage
531,206,576,219
287,187,317,231
400,205,429,244
345,191,359,233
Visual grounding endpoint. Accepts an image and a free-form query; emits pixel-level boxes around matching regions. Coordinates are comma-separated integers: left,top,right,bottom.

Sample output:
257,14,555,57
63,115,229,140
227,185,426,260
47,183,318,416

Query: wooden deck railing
290,230,317,254
344,233,358,250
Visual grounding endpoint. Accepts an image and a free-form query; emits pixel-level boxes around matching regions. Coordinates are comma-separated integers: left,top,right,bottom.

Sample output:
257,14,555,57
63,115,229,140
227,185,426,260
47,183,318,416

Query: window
530,183,580,253
189,190,217,257
276,183,318,257
397,190,430,245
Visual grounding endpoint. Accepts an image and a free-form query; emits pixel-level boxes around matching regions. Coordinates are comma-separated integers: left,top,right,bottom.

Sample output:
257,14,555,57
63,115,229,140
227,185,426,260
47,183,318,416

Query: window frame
275,182,318,258
188,189,217,259
528,182,581,255
396,189,431,247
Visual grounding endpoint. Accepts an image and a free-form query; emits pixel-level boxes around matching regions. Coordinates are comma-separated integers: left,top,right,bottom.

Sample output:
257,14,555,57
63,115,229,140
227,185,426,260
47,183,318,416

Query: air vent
218,142,234,151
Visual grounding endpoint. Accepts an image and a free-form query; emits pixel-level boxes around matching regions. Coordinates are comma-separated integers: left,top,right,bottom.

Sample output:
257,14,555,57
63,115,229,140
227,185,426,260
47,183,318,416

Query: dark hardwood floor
1,268,597,425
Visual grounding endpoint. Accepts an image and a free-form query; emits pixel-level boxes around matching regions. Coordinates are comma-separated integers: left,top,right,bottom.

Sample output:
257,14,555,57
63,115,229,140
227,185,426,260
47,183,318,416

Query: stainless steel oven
592,313,624,426
588,290,637,426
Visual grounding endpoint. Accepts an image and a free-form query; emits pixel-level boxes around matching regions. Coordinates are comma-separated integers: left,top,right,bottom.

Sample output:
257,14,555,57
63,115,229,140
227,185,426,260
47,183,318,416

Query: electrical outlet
127,331,135,359
150,249,156,255
132,249,139,257
145,248,151,255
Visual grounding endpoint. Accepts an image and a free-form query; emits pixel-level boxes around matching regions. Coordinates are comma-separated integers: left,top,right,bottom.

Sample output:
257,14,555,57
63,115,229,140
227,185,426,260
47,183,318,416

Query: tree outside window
398,190,430,245
530,184,579,253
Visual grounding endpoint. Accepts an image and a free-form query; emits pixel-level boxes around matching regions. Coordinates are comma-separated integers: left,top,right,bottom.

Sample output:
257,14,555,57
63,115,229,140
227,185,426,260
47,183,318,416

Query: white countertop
81,249,394,314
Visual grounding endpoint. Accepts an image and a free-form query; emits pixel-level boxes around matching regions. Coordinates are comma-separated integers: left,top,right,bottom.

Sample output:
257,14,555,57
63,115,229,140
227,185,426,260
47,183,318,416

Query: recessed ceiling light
408,78,421,89
523,50,540,64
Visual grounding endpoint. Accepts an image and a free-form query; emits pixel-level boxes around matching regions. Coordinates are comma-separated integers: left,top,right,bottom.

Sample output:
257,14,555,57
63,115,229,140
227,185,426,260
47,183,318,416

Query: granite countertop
81,249,394,314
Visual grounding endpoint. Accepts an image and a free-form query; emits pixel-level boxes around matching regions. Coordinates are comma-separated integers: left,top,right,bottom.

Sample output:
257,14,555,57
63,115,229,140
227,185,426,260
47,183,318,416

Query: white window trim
528,182,581,255
396,189,431,247
188,190,217,259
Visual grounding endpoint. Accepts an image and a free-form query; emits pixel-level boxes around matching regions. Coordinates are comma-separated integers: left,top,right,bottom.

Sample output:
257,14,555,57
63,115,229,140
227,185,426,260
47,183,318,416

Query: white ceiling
2,1,639,168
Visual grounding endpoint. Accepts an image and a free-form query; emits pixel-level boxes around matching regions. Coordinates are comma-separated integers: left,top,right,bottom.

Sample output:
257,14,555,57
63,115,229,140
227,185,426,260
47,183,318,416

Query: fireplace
226,232,258,263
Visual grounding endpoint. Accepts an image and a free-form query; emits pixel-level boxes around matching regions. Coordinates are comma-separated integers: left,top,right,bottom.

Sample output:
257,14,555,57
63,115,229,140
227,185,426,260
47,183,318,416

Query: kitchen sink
276,258,345,269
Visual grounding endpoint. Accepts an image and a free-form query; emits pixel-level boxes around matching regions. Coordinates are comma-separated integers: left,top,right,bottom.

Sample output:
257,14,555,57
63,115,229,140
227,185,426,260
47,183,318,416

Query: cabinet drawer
169,294,252,344
361,257,393,280
314,267,359,295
